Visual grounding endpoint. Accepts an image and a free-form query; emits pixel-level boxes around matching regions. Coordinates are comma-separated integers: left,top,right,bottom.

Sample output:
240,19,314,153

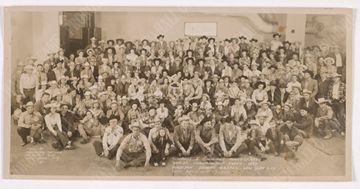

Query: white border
1,0,359,189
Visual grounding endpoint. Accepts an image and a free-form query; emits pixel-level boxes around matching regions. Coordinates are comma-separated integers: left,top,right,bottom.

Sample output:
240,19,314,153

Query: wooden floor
8,125,346,178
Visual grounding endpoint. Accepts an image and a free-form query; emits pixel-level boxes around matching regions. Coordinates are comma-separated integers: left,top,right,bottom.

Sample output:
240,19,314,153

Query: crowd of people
12,33,346,171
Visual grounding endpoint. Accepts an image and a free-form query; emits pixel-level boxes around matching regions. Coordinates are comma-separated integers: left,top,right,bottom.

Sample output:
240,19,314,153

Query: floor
9,124,346,177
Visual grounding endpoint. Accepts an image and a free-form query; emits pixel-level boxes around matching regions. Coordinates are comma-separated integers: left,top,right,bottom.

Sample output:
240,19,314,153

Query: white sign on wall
184,22,217,36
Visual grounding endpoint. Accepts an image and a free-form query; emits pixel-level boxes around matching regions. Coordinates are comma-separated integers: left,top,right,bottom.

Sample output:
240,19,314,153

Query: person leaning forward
115,121,151,171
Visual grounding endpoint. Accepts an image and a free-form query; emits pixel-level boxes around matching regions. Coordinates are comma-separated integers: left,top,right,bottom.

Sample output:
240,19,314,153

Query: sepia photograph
2,6,353,181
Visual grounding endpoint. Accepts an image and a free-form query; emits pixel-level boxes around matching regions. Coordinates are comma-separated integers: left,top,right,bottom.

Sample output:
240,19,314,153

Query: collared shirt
19,73,37,90
18,111,43,129
103,125,123,147
44,113,62,132
119,133,151,154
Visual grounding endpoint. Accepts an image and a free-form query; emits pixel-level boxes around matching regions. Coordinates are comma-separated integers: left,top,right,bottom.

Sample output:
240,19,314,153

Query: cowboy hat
25,101,35,107
129,121,142,130
239,36,247,40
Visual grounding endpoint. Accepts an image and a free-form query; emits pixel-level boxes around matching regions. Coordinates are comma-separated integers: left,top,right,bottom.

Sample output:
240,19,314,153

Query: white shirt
332,82,340,99
335,53,343,67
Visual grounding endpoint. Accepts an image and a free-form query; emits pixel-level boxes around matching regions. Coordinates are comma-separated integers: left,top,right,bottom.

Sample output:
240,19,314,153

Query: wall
10,12,33,70
10,11,60,69
305,15,346,51
32,12,60,63
96,12,286,42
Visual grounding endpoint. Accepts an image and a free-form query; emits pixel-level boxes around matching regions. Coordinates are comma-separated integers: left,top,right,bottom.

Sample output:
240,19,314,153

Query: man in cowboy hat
17,101,44,146
293,107,314,138
297,89,317,115
194,118,220,158
328,72,346,127
173,115,196,157
219,117,265,160
278,117,304,160
314,98,343,139
19,64,37,103
93,115,123,159
115,121,151,171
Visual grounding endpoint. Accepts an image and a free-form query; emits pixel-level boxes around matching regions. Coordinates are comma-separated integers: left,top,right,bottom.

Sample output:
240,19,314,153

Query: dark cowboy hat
185,57,195,64
249,38,258,42
141,39,149,44
108,115,121,122
208,37,215,43
200,35,208,40
107,39,115,44
273,33,281,38
283,40,291,45
76,49,85,55
60,102,71,108
157,34,165,39
255,81,267,89
224,38,231,42
186,49,194,54
105,47,116,53
239,36,247,40
140,48,148,53
125,41,134,46
278,46,286,51
239,75,249,80
303,70,314,78
153,58,162,63
116,38,124,43
129,99,140,106
200,117,213,126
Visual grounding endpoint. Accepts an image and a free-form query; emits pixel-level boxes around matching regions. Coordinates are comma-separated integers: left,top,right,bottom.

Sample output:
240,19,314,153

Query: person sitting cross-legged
194,118,220,158
17,101,44,146
173,115,196,157
115,121,151,171
93,115,123,159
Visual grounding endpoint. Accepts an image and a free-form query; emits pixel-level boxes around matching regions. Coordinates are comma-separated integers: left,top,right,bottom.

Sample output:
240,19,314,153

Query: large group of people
12,33,346,171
